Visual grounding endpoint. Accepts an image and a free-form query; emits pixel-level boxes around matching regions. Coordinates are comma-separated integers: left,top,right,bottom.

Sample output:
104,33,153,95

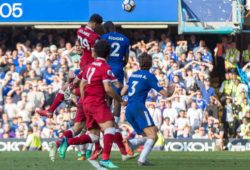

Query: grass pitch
0,151,250,170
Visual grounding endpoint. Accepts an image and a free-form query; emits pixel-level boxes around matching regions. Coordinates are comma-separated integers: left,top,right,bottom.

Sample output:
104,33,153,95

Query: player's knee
147,132,158,142
89,133,100,143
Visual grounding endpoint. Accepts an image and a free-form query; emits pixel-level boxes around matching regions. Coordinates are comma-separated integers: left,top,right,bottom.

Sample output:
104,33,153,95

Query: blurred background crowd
0,27,250,150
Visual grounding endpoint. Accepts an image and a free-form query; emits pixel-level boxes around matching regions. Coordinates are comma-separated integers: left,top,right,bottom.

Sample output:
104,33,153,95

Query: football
122,0,136,12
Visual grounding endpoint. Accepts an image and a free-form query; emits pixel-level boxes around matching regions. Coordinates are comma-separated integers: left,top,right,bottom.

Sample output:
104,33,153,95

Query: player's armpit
121,85,128,96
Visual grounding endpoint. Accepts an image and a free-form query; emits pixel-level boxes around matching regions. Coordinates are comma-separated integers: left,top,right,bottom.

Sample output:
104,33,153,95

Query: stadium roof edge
0,22,178,26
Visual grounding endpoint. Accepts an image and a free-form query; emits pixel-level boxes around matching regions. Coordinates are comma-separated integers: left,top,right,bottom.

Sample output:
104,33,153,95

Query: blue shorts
125,103,155,135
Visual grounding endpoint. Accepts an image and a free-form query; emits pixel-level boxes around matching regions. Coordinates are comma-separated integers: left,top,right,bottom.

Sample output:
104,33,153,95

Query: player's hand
121,100,128,106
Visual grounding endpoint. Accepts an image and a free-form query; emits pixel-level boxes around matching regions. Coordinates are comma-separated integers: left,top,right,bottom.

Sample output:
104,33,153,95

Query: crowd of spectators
0,28,250,151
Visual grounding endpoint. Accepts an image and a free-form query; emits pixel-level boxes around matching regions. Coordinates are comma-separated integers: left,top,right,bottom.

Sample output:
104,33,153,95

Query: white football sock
86,143,93,151
128,137,147,150
138,138,154,163
79,145,85,155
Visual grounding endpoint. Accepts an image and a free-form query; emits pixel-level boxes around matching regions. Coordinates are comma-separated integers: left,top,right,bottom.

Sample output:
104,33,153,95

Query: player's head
103,21,116,33
138,52,152,70
94,39,111,59
89,14,103,30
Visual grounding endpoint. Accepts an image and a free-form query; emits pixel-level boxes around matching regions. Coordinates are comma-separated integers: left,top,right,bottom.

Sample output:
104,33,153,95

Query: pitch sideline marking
88,160,107,170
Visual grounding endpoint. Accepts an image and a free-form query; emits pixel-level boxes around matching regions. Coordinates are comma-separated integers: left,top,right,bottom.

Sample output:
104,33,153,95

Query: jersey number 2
110,42,120,57
128,81,138,96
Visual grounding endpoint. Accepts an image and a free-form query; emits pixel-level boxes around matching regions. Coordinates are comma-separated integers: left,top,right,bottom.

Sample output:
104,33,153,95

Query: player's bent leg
137,126,158,166
98,121,118,168
88,129,103,160
59,131,99,159
36,83,69,117
113,100,121,124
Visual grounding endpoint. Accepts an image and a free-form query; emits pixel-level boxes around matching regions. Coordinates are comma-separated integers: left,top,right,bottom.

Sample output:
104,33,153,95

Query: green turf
0,151,250,170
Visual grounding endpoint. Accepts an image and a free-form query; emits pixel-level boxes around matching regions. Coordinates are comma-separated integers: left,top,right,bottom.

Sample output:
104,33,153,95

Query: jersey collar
97,57,106,61
86,26,94,32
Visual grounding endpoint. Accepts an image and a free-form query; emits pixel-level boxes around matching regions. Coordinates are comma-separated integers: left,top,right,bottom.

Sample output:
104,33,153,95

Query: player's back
83,57,116,104
127,70,162,104
77,26,100,70
101,32,129,68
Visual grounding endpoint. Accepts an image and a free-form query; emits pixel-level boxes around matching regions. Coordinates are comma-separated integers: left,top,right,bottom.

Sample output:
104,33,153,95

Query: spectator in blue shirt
200,78,216,103
202,47,213,63
43,67,55,85
15,58,27,74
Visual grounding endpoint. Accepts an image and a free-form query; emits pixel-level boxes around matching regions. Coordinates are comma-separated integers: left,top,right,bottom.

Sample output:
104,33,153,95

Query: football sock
68,134,92,145
114,116,120,124
48,91,64,112
102,127,115,160
79,145,86,155
128,137,147,150
138,138,154,163
94,141,102,150
63,129,74,138
114,130,127,155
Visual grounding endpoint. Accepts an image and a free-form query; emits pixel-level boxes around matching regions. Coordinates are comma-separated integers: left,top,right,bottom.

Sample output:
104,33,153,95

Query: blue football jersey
127,70,163,104
101,32,130,68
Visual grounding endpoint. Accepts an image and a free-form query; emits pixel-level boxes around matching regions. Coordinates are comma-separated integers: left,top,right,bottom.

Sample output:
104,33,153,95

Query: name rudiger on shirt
108,36,124,41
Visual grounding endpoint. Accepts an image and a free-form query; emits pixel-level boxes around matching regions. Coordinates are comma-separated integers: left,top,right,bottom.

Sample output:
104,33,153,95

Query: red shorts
84,103,114,129
74,102,86,123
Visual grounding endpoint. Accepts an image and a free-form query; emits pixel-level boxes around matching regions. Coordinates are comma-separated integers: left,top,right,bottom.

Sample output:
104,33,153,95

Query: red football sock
68,134,92,145
114,131,127,155
63,130,73,138
55,140,60,148
102,133,115,160
94,141,102,151
48,92,64,112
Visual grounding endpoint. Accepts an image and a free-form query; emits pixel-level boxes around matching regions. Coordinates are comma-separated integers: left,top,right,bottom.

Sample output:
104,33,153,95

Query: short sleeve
148,73,163,92
102,66,117,83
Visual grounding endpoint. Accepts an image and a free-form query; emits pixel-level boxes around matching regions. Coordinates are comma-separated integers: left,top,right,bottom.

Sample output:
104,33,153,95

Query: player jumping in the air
59,40,128,169
121,52,171,166
37,14,103,162
101,21,130,124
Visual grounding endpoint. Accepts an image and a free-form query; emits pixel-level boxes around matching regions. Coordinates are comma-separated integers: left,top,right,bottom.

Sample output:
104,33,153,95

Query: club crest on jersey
107,70,115,77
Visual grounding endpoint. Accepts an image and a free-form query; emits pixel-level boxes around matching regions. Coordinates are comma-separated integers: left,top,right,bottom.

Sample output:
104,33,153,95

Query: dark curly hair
138,52,152,70
94,40,111,59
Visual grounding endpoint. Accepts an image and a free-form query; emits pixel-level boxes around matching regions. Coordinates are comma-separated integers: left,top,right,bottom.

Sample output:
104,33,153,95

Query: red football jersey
82,57,117,104
77,26,100,70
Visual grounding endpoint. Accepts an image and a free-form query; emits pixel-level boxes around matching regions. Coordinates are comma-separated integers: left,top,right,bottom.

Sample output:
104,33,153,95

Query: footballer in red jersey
77,14,102,71
59,40,127,168
39,14,103,162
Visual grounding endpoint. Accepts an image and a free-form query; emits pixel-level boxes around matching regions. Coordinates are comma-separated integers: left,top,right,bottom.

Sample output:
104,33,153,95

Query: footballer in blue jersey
121,53,170,166
101,21,130,123
101,21,130,83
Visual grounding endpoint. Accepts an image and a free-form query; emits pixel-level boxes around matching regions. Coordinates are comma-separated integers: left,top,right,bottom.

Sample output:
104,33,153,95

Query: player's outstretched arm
103,81,126,106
